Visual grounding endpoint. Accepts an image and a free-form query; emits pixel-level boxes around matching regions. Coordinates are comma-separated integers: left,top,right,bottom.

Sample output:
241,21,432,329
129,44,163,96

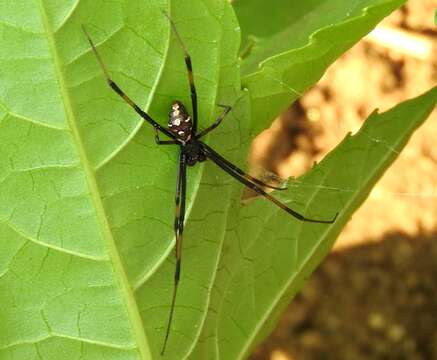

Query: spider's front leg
161,149,187,355
82,26,175,140
201,144,338,224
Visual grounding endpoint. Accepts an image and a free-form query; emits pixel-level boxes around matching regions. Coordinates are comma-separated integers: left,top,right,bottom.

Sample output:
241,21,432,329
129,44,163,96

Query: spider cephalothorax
168,101,192,141
182,140,206,166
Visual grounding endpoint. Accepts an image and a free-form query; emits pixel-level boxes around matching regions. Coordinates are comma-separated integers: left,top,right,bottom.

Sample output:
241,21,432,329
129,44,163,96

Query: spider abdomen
168,101,192,141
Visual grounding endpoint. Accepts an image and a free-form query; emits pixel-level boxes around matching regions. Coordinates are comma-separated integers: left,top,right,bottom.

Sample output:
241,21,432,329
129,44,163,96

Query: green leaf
190,87,437,359
1,1,436,360
0,0,242,359
233,0,406,135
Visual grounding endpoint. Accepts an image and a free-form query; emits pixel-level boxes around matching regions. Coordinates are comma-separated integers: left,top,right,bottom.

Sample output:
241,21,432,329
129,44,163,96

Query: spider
83,13,338,355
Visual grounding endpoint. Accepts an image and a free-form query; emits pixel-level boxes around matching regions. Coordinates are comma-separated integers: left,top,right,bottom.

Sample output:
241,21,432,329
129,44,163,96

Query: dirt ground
249,2,437,359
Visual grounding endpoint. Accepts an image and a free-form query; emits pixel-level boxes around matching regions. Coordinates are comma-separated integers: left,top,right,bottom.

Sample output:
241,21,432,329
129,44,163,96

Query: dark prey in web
83,12,338,355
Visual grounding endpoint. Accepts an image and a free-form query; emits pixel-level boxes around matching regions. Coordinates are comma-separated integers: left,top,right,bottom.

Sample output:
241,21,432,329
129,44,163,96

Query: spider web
241,72,437,249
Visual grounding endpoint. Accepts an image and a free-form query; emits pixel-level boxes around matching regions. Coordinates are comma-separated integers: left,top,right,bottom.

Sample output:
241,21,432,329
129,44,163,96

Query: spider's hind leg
154,128,178,145
162,11,198,133
196,104,232,139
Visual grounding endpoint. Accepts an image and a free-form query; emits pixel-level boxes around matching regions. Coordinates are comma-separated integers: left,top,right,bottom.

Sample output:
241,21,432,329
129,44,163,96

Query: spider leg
196,104,232,139
162,11,198,133
154,128,179,145
82,26,175,140
161,149,187,355
200,142,288,191
201,144,338,223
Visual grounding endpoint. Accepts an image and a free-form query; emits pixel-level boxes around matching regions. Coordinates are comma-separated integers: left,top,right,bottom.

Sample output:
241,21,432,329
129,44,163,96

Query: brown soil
250,2,437,359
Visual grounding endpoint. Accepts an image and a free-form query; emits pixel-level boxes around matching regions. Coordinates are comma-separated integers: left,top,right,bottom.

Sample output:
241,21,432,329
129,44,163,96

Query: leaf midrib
37,1,152,358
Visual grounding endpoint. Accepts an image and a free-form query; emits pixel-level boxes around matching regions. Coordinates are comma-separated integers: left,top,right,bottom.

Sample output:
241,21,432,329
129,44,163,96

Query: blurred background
249,1,437,359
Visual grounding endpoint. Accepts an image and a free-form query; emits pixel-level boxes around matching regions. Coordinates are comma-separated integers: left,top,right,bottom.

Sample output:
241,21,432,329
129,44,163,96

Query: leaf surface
190,87,437,359
233,0,406,135
0,0,241,359
0,1,436,360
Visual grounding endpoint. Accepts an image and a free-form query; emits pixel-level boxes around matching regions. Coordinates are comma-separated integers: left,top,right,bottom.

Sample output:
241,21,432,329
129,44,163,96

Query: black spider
83,13,337,355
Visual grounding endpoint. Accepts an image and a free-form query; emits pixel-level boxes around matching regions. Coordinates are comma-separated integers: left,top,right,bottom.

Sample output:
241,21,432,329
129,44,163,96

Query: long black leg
82,26,175,140
154,128,178,145
196,104,232,139
161,149,187,355
162,12,198,133
200,142,288,191
201,144,338,224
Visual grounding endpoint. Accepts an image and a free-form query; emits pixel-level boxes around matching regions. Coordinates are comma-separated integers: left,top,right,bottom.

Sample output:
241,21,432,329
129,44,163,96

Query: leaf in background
191,87,437,359
232,0,406,135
